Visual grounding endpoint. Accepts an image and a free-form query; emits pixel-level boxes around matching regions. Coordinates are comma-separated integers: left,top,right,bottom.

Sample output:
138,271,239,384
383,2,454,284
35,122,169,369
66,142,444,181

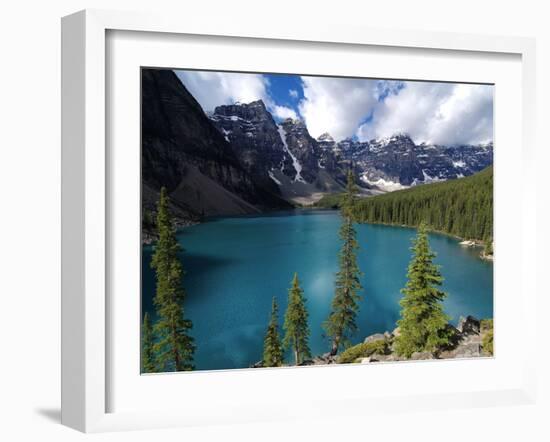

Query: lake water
142,210,493,371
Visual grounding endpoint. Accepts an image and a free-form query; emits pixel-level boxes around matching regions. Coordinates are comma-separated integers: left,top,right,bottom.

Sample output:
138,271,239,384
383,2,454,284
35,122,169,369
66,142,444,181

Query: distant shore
143,208,494,263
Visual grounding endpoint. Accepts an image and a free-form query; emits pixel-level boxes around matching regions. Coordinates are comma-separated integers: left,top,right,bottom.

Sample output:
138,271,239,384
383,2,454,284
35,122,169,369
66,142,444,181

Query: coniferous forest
316,166,493,242
353,166,493,241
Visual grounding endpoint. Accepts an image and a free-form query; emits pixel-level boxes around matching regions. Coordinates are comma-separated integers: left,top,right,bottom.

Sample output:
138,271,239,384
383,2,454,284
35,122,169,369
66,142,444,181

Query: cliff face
141,69,291,219
209,100,291,194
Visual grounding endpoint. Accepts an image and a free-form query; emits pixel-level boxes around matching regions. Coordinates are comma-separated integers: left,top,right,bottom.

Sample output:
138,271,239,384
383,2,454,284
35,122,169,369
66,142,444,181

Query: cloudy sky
174,69,493,146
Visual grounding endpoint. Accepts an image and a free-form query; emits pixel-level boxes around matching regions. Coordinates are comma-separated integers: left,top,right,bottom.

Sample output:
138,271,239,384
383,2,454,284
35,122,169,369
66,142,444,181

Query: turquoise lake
142,210,493,371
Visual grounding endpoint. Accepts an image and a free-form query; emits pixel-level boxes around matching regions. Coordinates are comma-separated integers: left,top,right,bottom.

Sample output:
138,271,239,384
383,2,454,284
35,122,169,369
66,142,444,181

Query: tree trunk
172,322,180,371
330,335,340,356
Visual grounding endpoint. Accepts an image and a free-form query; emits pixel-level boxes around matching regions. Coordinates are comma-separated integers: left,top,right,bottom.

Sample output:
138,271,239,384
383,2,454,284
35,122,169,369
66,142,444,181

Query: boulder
367,354,402,363
392,327,401,337
364,333,386,344
453,342,482,358
441,342,481,359
410,351,434,360
456,316,480,335
311,352,338,365
440,333,482,359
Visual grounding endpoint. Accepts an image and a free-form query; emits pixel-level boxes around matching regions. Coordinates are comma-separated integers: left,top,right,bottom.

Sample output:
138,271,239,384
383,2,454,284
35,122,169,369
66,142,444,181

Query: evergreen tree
151,187,195,371
283,273,311,365
141,312,156,373
324,169,363,355
262,297,284,367
394,223,452,358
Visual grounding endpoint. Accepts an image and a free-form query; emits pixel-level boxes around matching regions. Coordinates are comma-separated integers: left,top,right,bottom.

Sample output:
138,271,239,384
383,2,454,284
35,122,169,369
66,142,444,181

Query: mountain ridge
142,69,493,222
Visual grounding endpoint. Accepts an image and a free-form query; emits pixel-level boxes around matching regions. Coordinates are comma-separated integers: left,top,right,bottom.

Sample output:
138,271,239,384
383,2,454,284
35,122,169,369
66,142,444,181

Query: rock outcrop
343,315,493,365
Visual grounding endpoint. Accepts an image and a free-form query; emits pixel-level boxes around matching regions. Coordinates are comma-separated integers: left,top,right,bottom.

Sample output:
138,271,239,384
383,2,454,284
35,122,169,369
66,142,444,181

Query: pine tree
394,222,452,358
141,312,156,373
283,273,311,365
151,187,195,371
262,297,284,367
324,169,363,355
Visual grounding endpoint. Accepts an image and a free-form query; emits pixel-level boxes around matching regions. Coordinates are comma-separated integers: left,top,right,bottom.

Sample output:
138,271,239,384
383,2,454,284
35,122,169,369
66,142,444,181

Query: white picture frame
61,9,537,433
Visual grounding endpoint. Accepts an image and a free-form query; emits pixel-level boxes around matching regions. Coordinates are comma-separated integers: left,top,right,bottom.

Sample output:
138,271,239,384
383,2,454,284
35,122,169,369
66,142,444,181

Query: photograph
140,67,494,373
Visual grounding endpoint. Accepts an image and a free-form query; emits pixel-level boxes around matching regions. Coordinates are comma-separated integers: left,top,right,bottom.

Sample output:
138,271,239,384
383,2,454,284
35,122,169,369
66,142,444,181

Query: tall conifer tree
324,169,363,355
262,297,284,367
283,273,311,365
141,312,156,373
151,187,195,371
394,222,452,358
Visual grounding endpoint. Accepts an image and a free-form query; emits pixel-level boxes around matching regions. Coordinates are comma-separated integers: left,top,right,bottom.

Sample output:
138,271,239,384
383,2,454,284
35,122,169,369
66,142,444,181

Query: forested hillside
353,166,493,240
316,166,493,241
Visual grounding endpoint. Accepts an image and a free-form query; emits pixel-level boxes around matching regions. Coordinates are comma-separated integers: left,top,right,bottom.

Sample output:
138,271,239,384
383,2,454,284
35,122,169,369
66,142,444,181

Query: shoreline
144,209,494,262
250,315,494,369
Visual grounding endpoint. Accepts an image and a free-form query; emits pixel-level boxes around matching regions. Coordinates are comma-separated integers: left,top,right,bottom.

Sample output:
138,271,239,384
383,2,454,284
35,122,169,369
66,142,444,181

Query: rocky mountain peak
212,99,274,124
280,117,307,129
317,132,335,143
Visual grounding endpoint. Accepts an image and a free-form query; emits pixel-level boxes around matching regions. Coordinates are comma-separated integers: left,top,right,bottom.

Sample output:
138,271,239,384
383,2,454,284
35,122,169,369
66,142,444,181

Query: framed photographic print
61,9,537,432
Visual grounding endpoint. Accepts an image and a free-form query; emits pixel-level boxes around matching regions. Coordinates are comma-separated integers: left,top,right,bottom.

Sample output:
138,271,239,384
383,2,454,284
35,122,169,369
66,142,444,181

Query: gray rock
364,354,402,363
440,333,482,359
364,333,386,344
410,351,435,360
453,342,482,358
457,316,480,335
311,353,338,365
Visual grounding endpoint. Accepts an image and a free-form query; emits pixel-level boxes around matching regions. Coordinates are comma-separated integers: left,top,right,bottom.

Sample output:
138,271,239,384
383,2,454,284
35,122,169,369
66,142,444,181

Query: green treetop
341,169,358,217
262,297,284,367
141,312,156,373
324,169,363,355
394,222,452,358
151,187,195,372
283,273,311,365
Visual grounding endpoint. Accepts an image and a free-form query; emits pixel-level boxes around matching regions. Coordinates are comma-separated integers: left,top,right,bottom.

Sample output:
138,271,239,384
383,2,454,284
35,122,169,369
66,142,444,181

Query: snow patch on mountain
278,125,305,183
221,128,231,142
268,170,282,185
361,174,408,192
422,169,444,183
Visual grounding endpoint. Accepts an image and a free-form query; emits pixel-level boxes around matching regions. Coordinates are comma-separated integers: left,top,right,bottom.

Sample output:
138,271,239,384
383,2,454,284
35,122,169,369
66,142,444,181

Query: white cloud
174,70,269,111
357,82,493,145
271,105,298,120
298,76,378,141
174,70,298,122
174,70,493,146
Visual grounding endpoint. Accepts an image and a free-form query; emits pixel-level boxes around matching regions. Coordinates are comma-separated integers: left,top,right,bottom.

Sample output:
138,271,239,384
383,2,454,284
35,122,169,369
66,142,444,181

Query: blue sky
174,69,493,146
263,73,303,116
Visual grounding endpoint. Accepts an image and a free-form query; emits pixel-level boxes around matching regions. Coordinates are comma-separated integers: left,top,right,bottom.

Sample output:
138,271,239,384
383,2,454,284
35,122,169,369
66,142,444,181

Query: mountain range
142,69,493,220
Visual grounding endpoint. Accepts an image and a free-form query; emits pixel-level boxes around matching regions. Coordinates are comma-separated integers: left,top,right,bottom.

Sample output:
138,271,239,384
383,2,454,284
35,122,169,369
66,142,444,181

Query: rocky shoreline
459,239,494,261
252,315,493,368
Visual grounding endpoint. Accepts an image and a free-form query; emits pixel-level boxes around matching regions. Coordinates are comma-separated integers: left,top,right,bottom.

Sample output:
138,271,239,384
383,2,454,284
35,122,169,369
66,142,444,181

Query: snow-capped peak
317,132,335,143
